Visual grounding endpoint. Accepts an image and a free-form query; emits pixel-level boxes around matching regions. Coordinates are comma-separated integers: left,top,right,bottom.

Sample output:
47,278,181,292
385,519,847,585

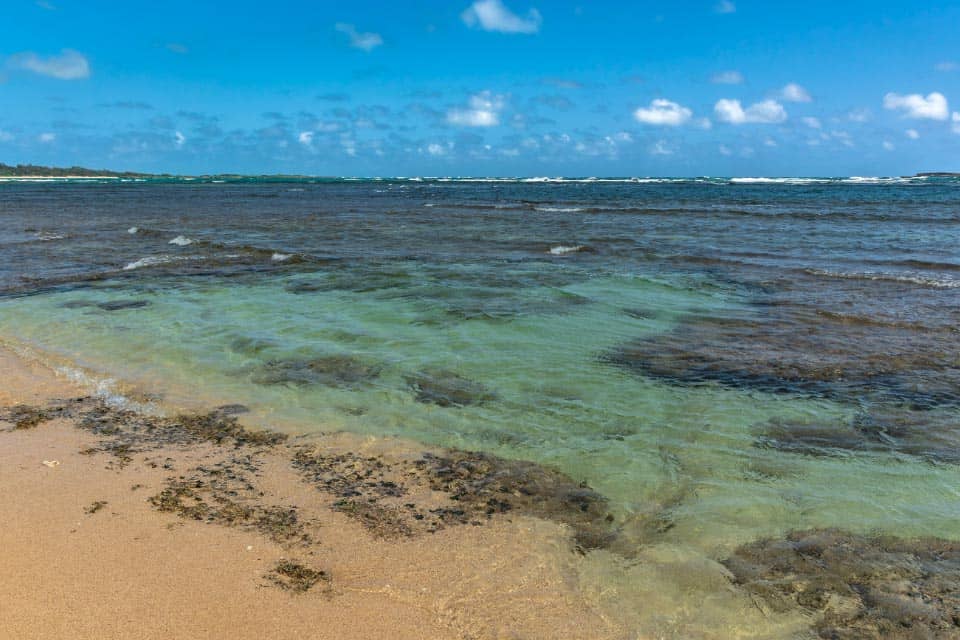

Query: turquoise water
2,178,960,552
4,178,960,635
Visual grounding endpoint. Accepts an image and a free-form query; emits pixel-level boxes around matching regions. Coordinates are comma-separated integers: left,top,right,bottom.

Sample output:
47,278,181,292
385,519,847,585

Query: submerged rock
606,304,960,409
756,410,960,465
251,355,382,389
724,529,960,639
404,369,495,407
96,299,151,311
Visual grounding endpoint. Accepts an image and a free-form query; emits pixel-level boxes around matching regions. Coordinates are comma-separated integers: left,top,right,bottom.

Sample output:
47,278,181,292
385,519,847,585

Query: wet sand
0,347,619,640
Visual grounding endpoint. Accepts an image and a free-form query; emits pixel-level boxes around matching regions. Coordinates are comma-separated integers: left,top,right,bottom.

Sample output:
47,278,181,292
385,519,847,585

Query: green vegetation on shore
0,162,156,177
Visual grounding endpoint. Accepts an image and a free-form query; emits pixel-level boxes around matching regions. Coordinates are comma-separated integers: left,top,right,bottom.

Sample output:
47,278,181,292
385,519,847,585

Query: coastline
0,345,621,640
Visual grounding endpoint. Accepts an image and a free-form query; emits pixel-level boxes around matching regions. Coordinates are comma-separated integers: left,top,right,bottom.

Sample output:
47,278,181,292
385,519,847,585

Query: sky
1,0,959,176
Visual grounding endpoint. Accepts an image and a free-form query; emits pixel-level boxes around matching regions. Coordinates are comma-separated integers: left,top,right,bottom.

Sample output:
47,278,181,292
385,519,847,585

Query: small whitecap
168,235,194,246
549,245,585,256
271,253,292,262
127,226,139,234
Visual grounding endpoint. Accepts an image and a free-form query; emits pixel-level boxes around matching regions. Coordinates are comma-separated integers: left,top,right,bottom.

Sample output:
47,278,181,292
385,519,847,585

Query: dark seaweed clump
724,529,960,639
149,457,311,544
293,447,617,549
1,404,56,430
606,305,960,409
756,410,960,465
404,369,496,407
251,355,382,389
268,561,331,594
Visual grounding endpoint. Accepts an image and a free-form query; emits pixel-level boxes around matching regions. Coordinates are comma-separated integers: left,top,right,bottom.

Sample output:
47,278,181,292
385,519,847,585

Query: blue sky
1,0,959,176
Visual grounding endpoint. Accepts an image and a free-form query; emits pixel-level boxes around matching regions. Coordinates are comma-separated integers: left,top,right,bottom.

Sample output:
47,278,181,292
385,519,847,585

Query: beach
2,177,960,639
0,345,626,640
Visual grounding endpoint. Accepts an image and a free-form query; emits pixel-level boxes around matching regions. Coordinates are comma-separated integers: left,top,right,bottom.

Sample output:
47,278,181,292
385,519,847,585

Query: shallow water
2,177,959,636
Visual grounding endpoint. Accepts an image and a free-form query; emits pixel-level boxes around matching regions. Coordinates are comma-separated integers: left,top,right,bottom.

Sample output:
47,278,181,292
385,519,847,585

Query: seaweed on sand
293,447,618,550
267,561,331,594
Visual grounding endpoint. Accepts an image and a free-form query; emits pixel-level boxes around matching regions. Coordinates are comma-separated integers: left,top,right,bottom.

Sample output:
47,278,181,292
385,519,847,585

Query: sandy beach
0,346,622,640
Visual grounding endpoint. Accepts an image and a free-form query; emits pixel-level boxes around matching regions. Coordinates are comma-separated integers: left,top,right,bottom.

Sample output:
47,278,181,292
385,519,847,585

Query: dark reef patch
96,299,152,311
404,369,495,407
724,529,960,639
606,302,960,409
756,410,960,465
251,355,382,389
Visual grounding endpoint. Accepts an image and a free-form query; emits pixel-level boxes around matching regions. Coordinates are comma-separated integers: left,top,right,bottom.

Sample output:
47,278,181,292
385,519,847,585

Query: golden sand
0,347,622,640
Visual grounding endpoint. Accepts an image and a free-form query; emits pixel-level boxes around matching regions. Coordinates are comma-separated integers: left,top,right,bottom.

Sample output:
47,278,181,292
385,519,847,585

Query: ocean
2,176,959,634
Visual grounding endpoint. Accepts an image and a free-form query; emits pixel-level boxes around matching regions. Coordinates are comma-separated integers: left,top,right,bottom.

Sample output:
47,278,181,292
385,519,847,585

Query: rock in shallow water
756,410,960,465
724,529,960,639
404,369,496,407
251,355,382,389
605,303,960,409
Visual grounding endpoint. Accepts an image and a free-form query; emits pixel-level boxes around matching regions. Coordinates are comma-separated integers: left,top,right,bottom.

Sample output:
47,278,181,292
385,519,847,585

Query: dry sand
0,347,623,640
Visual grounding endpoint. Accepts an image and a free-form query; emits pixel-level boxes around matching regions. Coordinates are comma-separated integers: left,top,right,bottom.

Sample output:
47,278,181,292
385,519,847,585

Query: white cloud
166,43,189,55
298,131,313,146
461,0,542,34
0,131,13,142
763,137,777,147
696,117,713,130
649,140,673,155
715,1,736,14
447,91,506,127
711,70,743,85
847,108,871,123
425,142,454,156
38,132,56,143
633,99,692,126
883,92,949,120
334,23,384,51
883,141,895,151
714,98,787,124
801,116,821,129
175,131,186,147
952,112,960,134
719,144,733,156
780,83,811,103
905,128,919,140
8,49,89,79
936,61,958,72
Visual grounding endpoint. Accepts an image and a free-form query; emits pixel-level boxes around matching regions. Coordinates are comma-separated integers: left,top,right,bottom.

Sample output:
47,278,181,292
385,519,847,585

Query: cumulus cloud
936,61,958,72
175,131,186,147
634,99,692,126
883,141,895,151
715,1,736,14
714,98,787,124
883,92,949,120
335,23,384,51
461,0,542,34
38,132,56,143
780,83,811,102
905,128,919,140
298,131,314,146
447,91,506,126
952,112,960,134
8,49,89,79
801,116,821,129
649,140,673,155
847,108,871,123
711,70,743,85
